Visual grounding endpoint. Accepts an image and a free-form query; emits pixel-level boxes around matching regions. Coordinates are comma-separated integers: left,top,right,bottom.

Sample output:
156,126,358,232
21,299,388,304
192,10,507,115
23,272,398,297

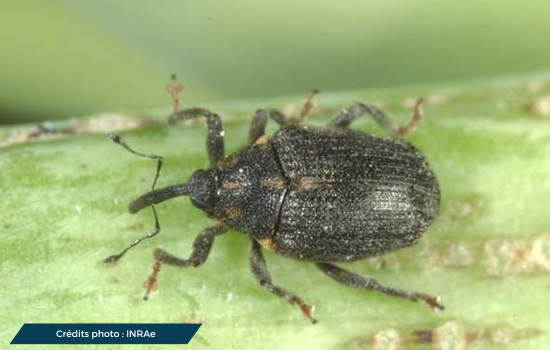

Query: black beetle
105,80,442,323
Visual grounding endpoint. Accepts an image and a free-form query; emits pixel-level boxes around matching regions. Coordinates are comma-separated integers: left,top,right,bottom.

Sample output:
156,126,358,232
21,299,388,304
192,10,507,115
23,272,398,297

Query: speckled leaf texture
2,74,550,350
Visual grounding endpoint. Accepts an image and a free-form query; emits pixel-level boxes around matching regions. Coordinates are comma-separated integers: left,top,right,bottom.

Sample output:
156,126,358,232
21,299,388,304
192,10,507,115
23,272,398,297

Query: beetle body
107,97,444,323
193,124,439,262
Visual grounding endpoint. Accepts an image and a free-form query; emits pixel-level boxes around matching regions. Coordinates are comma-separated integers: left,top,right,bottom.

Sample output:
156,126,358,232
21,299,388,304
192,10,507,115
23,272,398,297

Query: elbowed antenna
129,183,189,214
104,77,190,264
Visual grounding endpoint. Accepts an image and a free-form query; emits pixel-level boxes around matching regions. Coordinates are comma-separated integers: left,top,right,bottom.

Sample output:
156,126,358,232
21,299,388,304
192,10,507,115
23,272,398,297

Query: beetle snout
128,183,190,213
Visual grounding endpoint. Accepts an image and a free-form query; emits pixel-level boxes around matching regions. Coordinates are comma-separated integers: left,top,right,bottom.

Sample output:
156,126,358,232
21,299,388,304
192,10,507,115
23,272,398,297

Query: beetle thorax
212,143,286,237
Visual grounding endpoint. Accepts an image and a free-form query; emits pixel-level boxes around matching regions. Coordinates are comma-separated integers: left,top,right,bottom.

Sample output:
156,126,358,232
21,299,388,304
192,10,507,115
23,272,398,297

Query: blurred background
1,0,549,123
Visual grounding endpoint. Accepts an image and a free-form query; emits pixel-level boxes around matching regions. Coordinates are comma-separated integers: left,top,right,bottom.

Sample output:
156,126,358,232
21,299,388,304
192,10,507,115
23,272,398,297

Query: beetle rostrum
105,79,442,323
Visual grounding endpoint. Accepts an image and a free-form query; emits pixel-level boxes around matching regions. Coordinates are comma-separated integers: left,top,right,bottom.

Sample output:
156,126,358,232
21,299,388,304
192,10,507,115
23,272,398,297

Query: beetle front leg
248,109,286,144
168,108,225,165
249,239,317,323
142,224,227,300
315,262,444,312
328,99,423,137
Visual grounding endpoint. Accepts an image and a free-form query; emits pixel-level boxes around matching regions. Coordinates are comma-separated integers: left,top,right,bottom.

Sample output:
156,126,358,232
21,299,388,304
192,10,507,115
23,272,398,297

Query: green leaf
2,73,550,349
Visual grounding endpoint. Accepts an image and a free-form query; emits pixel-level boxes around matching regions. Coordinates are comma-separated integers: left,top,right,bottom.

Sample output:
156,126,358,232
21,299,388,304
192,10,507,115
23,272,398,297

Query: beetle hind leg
249,239,317,323
328,98,424,137
315,262,444,312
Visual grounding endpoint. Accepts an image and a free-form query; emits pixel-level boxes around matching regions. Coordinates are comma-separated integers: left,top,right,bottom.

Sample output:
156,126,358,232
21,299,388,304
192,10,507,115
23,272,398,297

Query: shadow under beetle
105,78,443,323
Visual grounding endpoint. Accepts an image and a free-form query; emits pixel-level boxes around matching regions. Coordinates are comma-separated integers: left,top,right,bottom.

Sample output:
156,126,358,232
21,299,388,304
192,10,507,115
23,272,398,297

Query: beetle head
185,169,217,213
128,168,217,214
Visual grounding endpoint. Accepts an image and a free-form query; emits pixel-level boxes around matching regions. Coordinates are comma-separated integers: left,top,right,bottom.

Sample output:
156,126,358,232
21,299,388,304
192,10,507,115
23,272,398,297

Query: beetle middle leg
142,223,228,299
249,239,317,323
315,262,444,312
248,109,287,144
248,90,321,144
328,99,424,137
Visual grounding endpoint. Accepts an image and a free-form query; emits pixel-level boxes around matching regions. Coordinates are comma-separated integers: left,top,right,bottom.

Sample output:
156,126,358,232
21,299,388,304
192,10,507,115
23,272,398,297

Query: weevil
104,77,443,323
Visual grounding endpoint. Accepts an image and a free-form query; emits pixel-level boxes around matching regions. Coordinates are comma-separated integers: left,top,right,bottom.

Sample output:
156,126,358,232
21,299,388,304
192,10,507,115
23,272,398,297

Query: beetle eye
190,197,207,210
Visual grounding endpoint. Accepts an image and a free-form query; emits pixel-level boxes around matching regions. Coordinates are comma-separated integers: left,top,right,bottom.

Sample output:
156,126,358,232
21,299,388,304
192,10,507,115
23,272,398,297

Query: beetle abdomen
271,125,440,262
